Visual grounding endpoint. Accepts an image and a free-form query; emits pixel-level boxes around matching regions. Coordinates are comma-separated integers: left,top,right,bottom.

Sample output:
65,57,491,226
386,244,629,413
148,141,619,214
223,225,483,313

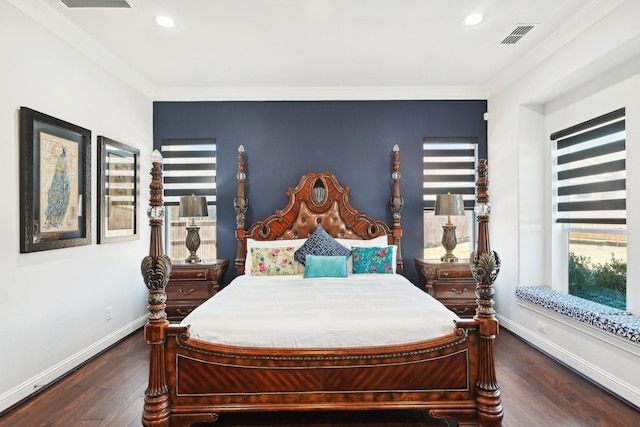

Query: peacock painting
44,147,71,229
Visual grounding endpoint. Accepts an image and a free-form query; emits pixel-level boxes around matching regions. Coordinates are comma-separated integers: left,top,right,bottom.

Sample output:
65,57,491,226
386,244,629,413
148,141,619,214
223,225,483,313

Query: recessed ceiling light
463,13,484,26
155,15,175,28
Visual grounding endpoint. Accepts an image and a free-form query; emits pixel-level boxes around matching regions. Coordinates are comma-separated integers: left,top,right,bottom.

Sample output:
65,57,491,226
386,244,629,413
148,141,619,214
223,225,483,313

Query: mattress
182,273,461,348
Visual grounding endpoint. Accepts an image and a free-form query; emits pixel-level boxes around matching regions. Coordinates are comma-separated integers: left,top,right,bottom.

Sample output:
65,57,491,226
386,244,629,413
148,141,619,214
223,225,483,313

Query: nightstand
414,258,477,318
166,259,229,322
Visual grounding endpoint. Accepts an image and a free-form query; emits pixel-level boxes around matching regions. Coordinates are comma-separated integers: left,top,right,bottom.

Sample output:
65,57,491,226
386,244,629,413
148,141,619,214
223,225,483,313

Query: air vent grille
501,24,536,45
61,0,132,7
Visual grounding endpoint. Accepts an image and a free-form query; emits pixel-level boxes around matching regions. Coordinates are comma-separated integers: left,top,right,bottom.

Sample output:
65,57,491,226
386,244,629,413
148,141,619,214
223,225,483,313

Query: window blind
423,138,477,210
161,138,216,206
551,108,625,225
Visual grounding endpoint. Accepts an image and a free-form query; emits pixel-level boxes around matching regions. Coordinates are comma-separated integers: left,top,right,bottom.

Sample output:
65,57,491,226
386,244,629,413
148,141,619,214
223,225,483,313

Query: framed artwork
19,107,91,253
97,136,140,244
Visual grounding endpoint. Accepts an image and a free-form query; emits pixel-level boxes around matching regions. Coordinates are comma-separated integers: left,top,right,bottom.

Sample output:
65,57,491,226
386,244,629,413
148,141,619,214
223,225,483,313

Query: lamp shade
434,194,465,216
178,195,208,218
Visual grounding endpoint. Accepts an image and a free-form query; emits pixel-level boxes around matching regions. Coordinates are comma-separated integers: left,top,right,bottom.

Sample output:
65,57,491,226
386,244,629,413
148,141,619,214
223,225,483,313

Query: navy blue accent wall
153,100,487,286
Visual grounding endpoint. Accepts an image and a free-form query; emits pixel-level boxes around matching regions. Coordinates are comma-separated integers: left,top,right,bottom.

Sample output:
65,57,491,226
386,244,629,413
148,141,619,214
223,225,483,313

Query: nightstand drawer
437,268,472,279
444,303,475,318
166,283,211,300
434,284,475,300
170,268,210,281
166,303,199,320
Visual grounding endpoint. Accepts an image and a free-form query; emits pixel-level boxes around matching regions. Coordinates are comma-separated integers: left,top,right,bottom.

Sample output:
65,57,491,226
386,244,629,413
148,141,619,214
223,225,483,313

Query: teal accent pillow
294,225,351,265
303,255,348,278
351,246,394,274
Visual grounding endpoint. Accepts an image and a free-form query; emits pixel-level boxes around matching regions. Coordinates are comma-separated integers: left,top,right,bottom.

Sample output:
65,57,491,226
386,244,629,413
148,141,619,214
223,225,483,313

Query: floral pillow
250,246,296,275
351,246,394,274
245,238,306,275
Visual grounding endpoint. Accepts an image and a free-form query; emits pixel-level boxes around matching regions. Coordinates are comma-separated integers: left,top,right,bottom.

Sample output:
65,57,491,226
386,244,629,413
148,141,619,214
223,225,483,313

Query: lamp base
440,223,458,263
441,252,459,263
185,225,202,263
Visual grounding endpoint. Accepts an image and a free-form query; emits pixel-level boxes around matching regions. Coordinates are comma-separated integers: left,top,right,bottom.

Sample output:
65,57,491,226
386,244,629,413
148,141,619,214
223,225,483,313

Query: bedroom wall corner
0,2,153,413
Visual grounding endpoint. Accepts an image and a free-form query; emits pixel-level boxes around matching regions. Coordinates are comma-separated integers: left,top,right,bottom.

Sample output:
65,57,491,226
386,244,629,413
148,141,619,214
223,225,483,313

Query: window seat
514,286,639,345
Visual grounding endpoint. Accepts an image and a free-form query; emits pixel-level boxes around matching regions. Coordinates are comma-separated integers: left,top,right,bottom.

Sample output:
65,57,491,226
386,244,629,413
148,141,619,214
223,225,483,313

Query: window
422,138,477,260
551,108,626,310
161,139,217,261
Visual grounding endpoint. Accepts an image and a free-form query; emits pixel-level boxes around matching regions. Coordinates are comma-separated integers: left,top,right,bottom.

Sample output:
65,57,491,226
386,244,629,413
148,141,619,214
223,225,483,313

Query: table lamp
435,193,465,262
179,195,208,263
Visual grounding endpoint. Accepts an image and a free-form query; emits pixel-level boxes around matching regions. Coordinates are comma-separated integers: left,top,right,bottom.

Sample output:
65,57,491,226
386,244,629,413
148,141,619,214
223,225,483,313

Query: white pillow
245,238,307,276
336,235,389,248
336,236,397,273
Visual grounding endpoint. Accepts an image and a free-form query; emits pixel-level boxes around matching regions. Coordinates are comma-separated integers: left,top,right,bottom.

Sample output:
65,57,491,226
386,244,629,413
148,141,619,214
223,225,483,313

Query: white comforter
181,273,461,348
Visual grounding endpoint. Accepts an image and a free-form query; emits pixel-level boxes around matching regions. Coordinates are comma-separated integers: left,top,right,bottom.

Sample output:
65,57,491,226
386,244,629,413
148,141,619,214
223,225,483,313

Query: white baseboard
497,314,640,409
0,315,147,414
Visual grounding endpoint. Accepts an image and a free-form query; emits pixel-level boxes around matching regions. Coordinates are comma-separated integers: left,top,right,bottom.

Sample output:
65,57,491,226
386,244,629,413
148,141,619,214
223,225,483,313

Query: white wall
0,2,152,412
489,0,640,407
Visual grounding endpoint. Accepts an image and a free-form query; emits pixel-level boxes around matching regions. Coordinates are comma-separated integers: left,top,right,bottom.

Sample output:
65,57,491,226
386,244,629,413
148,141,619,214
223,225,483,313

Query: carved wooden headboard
233,146,404,275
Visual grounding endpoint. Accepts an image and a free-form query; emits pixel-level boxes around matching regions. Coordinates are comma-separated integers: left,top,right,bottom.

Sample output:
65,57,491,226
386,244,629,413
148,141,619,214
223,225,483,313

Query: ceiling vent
60,0,132,7
500,24,537,45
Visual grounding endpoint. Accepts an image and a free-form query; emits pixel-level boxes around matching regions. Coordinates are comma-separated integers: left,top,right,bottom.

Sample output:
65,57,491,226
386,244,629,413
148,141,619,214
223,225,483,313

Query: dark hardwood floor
1,328,638,427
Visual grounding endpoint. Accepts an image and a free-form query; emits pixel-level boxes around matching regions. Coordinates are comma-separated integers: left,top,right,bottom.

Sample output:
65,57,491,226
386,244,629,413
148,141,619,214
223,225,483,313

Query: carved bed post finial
140,149,171,427
469,159,503,425
234,145,248,275
390,144,404,274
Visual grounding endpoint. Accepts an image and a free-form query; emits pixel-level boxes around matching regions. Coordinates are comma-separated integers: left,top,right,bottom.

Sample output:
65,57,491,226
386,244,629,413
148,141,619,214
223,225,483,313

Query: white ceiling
15,0,627,100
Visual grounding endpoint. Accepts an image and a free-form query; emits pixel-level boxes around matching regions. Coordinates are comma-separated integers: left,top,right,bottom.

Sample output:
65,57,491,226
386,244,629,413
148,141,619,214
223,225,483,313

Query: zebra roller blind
161,139,216,206
550,108,626,225
423,138,477,210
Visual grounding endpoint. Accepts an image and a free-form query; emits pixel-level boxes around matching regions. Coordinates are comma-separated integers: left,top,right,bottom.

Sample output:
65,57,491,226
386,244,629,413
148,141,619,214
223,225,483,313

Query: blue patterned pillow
294,226,351,265
351,246,394,274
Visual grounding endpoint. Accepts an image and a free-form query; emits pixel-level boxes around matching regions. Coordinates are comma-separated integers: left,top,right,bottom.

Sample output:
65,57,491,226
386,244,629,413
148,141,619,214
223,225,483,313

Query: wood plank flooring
0,328,638,426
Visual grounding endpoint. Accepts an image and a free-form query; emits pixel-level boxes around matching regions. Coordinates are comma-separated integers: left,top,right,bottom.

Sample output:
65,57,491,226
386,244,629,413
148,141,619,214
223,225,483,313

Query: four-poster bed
140,146,502,426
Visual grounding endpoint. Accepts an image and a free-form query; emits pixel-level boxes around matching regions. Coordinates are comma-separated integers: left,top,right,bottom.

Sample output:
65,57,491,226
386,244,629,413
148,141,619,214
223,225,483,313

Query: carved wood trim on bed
234,145,404,275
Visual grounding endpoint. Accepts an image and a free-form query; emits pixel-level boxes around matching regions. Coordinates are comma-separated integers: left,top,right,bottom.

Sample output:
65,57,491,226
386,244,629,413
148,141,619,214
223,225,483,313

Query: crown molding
152,85,489,102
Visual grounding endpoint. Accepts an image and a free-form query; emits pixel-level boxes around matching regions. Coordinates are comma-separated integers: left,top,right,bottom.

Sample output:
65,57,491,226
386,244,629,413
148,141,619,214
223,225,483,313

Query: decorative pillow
337,236,397,273
351,246,394,274
303,255,348,278
294,226,351,266
250,246,297,276
245,238,306,275
336,235,388,249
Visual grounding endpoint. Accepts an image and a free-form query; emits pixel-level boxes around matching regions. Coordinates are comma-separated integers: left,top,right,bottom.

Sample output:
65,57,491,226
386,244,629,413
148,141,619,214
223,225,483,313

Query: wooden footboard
150,320,488,427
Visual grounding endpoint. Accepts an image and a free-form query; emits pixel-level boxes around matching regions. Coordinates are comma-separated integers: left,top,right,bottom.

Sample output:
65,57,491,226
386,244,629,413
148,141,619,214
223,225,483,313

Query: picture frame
97,136,140,244
19,107,91,253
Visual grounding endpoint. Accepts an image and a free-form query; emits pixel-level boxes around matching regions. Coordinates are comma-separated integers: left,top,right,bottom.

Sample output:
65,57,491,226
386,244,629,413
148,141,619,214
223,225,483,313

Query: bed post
390,144,404,274
470,159,503,426
140,150,172,427
234,145,248,275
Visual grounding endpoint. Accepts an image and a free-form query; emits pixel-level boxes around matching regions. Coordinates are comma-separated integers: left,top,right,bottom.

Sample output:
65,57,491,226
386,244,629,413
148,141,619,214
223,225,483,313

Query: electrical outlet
105,306,113,321
537,321,547,334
